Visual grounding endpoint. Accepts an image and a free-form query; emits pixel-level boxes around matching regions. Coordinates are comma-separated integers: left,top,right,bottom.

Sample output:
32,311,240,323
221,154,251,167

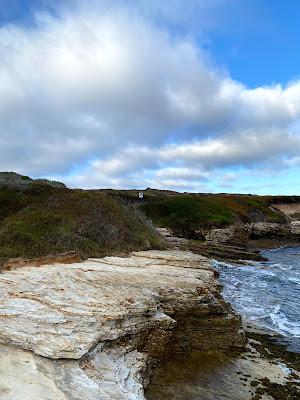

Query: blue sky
0,0,300,194
207,0,300,87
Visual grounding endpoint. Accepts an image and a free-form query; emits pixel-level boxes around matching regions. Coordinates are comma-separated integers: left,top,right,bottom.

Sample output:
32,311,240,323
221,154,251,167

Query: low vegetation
140,193,286,238
100,189,289,239
0,179,163,265
1,173,298,263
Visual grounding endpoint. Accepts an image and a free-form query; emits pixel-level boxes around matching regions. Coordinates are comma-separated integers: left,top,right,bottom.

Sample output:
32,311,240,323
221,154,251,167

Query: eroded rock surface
0,250,244,399
291,221,300,235
250,222,291,238
2,251,82,271
205,225,250,247
0,342,147,400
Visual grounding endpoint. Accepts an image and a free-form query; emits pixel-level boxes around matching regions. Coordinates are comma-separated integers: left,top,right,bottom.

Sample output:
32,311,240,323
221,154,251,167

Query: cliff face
0,250,244,400
272,202,300,220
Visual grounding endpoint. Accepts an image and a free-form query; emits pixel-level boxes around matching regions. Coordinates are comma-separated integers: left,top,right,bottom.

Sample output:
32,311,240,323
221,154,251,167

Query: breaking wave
213,246,300,351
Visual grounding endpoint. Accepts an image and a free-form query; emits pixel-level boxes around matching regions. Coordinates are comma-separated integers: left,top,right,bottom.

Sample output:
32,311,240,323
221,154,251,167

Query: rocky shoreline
156,219,300,264
0,250,245,399
146,324,300,400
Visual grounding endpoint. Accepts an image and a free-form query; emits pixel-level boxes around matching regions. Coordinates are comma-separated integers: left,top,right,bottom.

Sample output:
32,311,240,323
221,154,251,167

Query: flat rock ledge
0,250,245,400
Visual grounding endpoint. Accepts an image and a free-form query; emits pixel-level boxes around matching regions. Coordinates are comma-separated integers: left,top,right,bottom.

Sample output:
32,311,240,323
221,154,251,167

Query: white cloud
0,1,300,192
56,129,300,190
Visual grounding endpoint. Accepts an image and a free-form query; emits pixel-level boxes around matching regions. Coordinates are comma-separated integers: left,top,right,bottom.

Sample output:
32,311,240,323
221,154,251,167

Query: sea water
213,245,300,352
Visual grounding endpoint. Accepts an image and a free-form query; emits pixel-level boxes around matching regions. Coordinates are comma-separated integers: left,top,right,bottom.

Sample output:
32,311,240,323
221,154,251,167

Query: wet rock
189,242,266,262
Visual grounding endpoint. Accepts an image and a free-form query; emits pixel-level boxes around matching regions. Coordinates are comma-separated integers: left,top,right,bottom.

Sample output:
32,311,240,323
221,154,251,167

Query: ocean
213,245,300,352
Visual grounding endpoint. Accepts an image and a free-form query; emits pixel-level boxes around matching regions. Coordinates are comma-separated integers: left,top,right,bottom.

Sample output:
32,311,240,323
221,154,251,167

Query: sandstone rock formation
0,250,244,399
2,251,82,271
272,202,300,220
291,221,300,235
249,222,291,238
155,227,189,248
205,225,250,247
203,222,299,252
189,242,266,262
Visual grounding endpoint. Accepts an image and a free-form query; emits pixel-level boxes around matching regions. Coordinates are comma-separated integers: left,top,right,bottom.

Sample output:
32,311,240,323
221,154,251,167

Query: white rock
0,250,243,400
0,250,216,359
0,343,147,400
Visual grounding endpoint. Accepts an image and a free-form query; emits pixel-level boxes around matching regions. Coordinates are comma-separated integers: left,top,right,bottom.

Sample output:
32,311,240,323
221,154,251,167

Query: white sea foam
288,277,300,285
214,245,300,350
269,307,300,337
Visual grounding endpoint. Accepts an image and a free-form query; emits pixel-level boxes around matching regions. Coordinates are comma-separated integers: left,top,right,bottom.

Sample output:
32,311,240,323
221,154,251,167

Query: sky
0,0,300,194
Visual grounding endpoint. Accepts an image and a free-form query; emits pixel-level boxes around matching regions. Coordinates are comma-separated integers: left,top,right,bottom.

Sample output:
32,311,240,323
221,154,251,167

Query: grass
140,193,286,238
0,179,294,263
0,185,164,265
141,195,232,238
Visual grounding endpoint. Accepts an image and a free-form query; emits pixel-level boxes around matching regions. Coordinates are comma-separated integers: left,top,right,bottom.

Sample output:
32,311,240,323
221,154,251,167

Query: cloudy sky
1,0,300,194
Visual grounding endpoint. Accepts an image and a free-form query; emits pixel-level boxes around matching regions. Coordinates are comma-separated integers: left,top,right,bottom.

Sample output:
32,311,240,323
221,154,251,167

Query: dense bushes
141,194,285,238
0,186,163,265
142,196,232,238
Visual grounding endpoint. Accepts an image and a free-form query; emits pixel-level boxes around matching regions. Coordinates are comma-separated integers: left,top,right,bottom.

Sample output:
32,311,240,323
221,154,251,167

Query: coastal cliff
0,250,244,399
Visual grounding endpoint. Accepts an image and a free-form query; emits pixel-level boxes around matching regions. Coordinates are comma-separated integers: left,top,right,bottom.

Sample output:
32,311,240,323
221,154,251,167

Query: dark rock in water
189,242,267,262
146,329,300,400
0,172,66,190
156,226,267,262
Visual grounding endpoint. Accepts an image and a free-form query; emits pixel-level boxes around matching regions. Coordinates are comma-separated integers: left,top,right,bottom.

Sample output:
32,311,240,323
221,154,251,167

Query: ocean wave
214,245,300,350
269,305,300,337
288,276,300,285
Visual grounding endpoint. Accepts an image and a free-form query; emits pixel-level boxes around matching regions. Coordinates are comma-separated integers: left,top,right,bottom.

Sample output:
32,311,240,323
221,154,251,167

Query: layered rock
189,241,266,262
249,222,291,238
291,221,300,235
272,202,300,219
202,223,299,257
2,251,82,271
205,225,250,247
0,250,244,399
0,342,148,400
155,227,189,248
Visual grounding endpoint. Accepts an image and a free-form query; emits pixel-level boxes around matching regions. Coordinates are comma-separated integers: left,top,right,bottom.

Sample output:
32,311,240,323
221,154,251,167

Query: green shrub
142,195,233,238
0,187,164,265
141,193,285,238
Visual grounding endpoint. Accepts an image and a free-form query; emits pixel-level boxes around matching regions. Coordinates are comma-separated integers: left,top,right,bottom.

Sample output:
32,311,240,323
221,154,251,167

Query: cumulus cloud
0,1,300,192
57,128,300,190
